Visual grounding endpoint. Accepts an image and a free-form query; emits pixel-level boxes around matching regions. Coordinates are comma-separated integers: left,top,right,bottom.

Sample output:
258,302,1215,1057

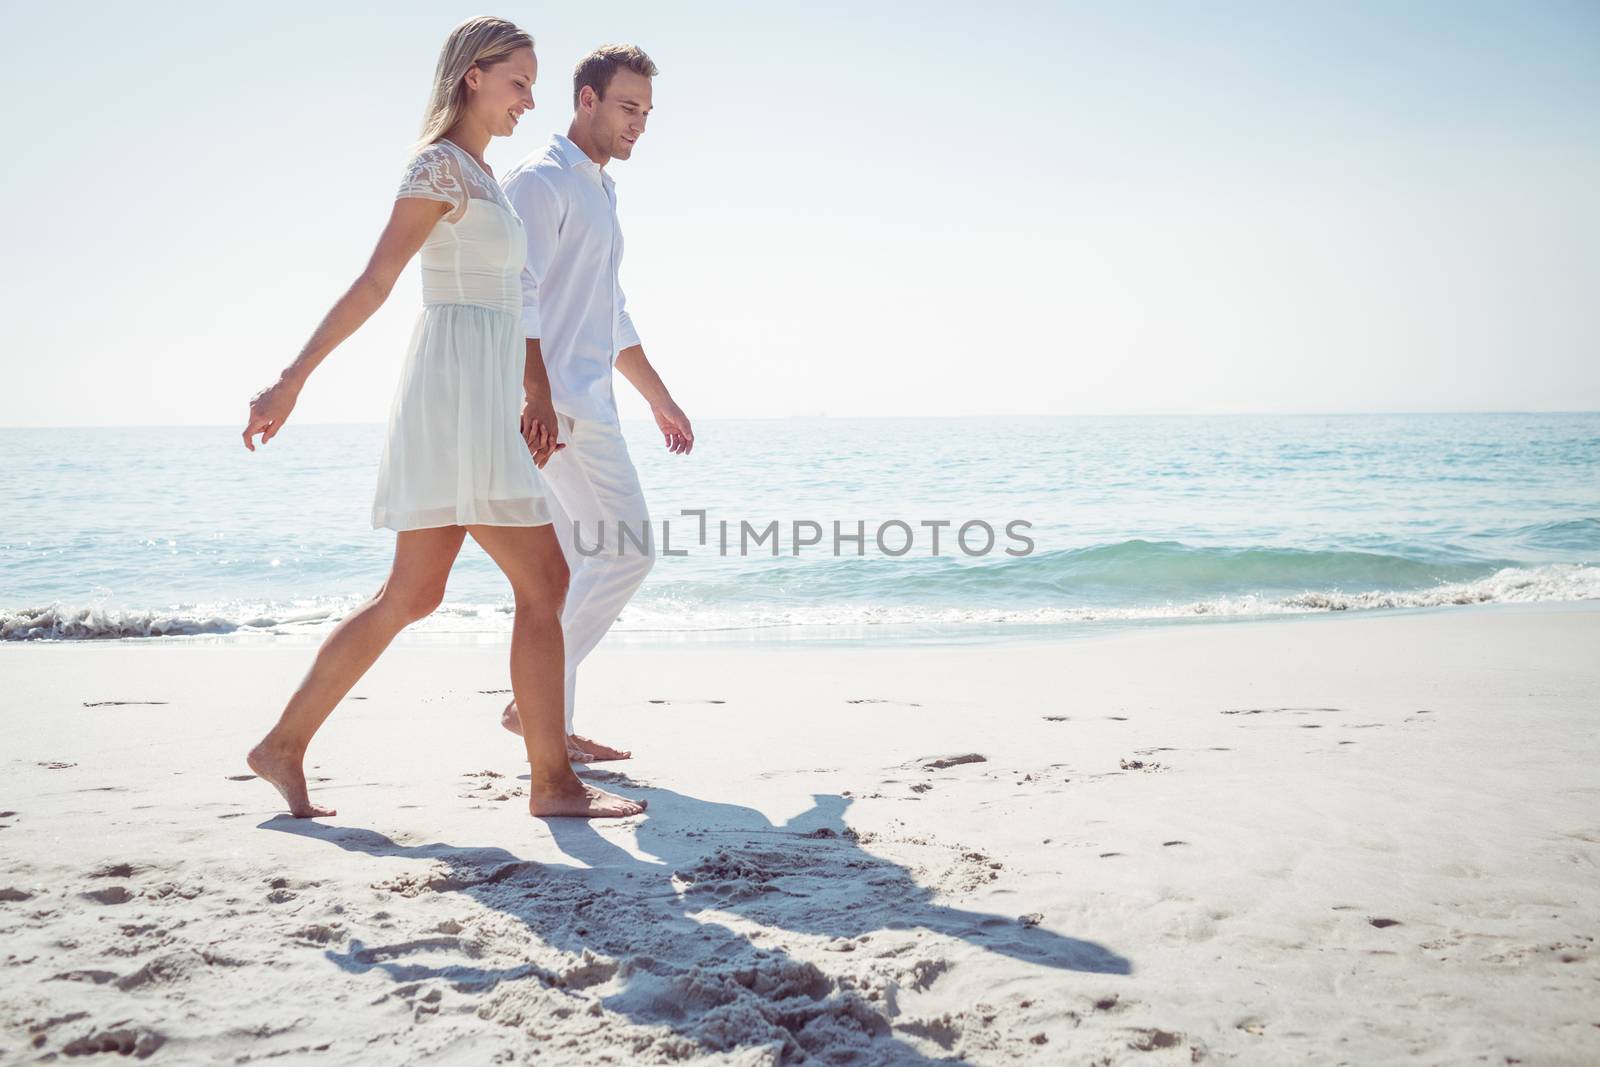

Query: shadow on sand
263,777,1130,1062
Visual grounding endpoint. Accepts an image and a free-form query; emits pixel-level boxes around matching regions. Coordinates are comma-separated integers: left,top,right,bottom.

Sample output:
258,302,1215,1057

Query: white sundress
371,138,552,532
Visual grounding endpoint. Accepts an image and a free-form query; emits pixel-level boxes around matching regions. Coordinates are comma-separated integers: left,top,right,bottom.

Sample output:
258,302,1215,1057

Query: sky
1,0,1597,426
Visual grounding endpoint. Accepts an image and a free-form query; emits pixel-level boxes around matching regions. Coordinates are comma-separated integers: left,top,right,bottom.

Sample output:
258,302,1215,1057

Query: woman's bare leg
467,523,645,818
248,526,466,817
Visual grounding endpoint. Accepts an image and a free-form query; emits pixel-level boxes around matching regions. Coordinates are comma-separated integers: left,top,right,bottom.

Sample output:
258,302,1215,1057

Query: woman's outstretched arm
242,196,448,451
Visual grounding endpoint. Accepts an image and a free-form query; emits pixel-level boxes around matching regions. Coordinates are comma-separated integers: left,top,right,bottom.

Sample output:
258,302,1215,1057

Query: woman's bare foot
527,778,647,818
501,701,631,763
246,743,335,818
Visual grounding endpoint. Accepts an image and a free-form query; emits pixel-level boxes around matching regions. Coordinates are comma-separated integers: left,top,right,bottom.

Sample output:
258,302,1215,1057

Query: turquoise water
2,413,1596,641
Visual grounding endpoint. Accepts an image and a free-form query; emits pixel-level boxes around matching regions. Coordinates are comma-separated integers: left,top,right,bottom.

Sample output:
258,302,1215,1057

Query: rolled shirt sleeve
616,283,642,352
501,169,561,340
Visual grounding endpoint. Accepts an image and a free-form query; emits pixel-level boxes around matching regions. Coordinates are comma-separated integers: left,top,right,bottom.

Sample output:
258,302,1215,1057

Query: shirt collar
551,133,613,185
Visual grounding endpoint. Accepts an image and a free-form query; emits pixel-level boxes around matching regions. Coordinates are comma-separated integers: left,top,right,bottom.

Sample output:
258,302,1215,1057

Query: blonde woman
240,16,645,820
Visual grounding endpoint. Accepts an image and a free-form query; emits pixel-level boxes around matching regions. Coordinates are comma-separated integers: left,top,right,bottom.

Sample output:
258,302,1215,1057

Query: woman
240,16,645,820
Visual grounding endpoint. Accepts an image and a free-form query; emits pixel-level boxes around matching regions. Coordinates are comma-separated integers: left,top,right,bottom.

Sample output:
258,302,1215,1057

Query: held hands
521,394,566,468
652,400,694,455
242,379,300,451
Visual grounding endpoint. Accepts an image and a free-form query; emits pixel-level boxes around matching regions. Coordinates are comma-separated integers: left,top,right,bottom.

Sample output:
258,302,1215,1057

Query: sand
2,603,1598,1064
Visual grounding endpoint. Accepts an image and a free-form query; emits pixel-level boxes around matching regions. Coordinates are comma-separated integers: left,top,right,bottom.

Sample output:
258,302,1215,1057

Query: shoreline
3,603,1598,1063
5,593,1598,652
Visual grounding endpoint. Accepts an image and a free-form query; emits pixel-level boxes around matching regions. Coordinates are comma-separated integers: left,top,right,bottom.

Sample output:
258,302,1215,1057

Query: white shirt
501,134,641,424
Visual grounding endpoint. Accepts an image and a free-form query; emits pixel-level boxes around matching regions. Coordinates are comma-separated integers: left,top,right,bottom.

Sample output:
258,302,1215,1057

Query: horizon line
3,409,1599,430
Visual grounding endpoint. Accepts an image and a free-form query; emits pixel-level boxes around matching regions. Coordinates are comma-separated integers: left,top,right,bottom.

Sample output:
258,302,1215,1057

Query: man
500,43,693,762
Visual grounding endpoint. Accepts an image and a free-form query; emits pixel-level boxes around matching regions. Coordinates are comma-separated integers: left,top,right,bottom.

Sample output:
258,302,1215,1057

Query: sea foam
5,563,1594,641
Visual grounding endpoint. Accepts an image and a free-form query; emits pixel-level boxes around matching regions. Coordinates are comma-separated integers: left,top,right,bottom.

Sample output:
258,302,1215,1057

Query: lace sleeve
396,144,467,222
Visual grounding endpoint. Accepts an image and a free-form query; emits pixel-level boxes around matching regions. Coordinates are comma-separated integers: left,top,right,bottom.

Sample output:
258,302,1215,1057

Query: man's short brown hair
572,44,658,109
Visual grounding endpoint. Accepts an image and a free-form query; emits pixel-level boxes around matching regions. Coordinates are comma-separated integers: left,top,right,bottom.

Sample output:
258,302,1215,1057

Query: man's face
590,69,653,160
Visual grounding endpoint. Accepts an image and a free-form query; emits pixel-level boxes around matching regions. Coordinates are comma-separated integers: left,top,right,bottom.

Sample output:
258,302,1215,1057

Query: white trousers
542,413,655,732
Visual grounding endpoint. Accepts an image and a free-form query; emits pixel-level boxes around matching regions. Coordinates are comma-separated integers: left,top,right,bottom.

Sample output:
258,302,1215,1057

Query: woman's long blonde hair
417,16,534,149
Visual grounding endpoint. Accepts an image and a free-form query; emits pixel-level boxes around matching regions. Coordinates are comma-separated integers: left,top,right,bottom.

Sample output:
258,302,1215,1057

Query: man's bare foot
568,734,631,762
528,779,647,818
246,743,335,818
501,700,524,737
501,702,631,763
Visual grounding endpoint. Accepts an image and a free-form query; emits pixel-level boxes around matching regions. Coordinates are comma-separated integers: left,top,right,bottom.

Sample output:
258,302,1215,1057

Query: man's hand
520,394,565,468
652,400,694,455
615,344,690,454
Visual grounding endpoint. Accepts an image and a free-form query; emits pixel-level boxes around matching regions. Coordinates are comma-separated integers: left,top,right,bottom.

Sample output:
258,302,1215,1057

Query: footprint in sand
226,774,257,782
897,1014,960,1050
916,753,987,771
82,700,168,707
47,969,118,985
574,768,648,789
1482,938,1593,965
61,1027,166,1059
648,698,726,705
90,863,137,879
292,923,348,945
82,886,133,905
1127,1028,1186,1052
1091,993,1131,1013
847,698,922,707
37,761,76,770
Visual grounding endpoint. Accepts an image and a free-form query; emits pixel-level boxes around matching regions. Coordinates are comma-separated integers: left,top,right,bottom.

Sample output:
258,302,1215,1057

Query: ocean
2,413,1596,643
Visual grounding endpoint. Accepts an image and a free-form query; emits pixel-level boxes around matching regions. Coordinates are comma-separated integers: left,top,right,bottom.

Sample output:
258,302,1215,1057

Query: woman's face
466,46,537,137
